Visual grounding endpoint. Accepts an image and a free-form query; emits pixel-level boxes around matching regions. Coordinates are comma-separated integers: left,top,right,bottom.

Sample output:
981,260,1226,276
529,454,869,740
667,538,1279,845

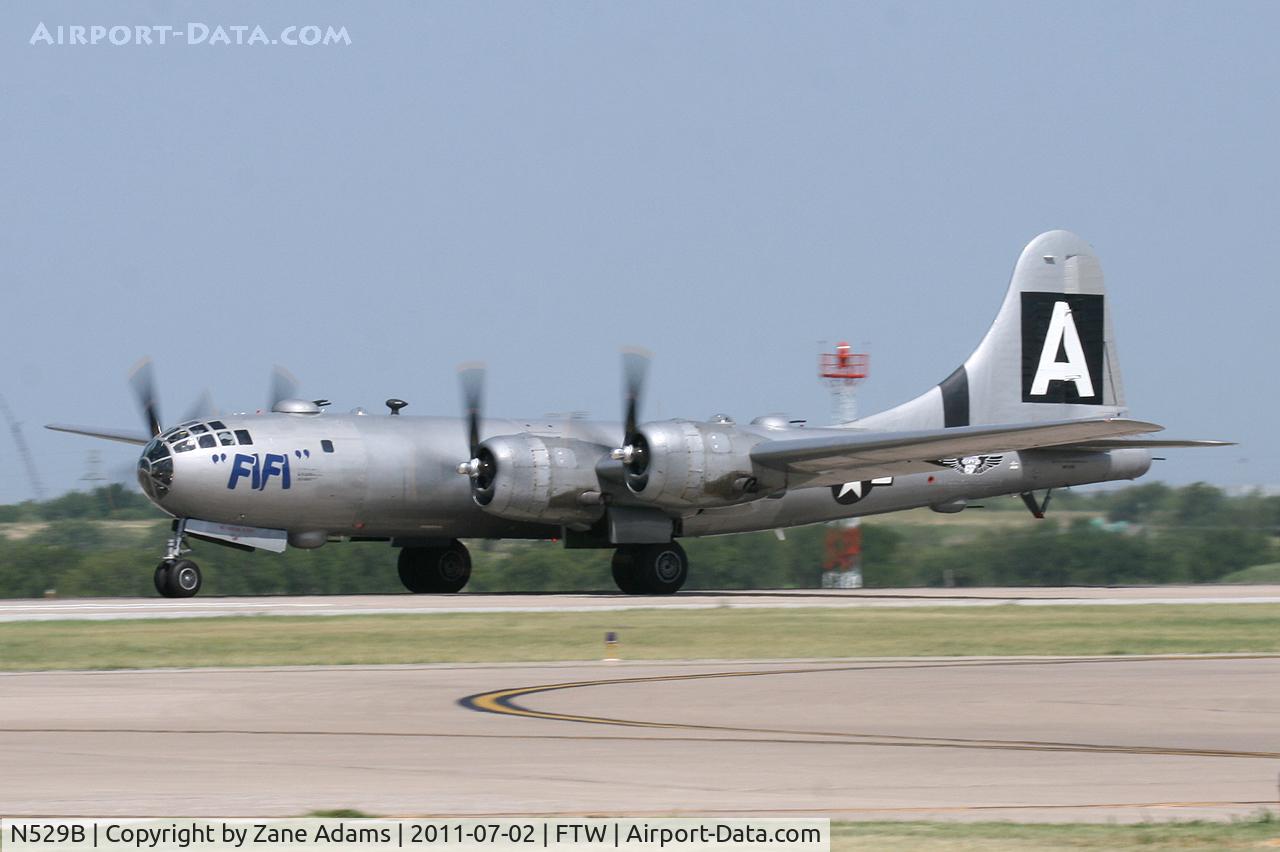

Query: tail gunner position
49,231,1229,597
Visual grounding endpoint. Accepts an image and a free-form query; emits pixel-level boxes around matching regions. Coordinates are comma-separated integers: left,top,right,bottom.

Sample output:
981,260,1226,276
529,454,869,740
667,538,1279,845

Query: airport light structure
819,342,868,425
819,341,868,589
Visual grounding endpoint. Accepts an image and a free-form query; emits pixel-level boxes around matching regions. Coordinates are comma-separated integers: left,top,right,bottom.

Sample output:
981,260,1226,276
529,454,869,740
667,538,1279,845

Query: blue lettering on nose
226,451,299,490
227,454,260,490
258,454,291,491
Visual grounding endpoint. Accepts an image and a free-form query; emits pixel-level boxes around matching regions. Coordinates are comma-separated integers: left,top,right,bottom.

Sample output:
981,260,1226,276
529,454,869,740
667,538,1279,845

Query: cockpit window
197,434,216,449
190,424,209,434
208,420,226,430
217,430,235,446
234,429,253,445
172,439,195,453
145,441,171,463
166,430,190,444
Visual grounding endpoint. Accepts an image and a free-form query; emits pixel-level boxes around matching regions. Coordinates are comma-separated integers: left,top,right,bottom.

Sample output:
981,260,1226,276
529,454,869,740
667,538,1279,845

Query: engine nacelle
624,420,772,508
471,434,605,526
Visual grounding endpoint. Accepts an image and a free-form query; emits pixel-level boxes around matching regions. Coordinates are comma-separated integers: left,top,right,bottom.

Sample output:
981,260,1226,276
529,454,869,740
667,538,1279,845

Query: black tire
154,562,171,596
397,548,430,593
611,550,641,594
615,542,689,595
170,559,201,597
398,541,472,593
155,559,201,598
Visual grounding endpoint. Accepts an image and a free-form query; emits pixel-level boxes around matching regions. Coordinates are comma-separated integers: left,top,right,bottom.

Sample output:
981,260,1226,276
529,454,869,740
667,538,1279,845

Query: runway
2,655,1277,822
3,584,1279,622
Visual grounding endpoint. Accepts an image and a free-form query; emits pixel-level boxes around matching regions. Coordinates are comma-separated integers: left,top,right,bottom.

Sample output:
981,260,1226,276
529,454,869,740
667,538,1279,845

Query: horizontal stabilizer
751,417,1162,487
45,423,151,446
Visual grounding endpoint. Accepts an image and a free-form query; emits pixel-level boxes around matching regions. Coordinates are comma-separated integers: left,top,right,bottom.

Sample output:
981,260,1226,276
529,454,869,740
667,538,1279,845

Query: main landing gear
155,519,202,598
398,540,473,593
611,541,689,595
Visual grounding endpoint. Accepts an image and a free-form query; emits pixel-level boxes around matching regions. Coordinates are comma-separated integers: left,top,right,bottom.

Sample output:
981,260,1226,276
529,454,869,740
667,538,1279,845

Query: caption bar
1,820,829,852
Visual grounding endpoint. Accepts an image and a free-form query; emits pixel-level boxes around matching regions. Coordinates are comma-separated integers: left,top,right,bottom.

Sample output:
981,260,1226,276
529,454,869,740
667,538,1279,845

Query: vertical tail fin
857,230,1126,430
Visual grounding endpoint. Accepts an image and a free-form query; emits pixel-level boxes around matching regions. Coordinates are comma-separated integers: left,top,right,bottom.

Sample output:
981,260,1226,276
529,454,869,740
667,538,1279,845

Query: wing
750,417,1162,487
1045,438,1235,452
46,423,151,446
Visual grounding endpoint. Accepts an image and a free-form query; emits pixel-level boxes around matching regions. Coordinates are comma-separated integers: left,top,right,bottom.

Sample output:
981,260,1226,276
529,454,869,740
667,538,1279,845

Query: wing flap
46,423,151,446
750,417,1162,486
1045,438,1234,452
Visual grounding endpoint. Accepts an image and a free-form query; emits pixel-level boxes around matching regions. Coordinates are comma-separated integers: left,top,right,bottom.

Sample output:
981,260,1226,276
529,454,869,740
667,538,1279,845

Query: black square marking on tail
939,365,969,428
1021,292,1105,404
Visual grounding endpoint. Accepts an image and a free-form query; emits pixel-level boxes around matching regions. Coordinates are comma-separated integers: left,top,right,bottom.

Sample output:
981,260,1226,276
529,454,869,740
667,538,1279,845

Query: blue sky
1,1,1275,502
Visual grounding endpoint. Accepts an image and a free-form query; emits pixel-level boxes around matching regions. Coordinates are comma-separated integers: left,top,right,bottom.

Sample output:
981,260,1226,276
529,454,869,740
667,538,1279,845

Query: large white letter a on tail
1029,301,1095,397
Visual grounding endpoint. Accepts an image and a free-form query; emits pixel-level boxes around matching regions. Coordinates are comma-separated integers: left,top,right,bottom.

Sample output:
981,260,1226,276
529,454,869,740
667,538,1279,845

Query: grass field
1,603,1278,671
296,813,1280,850
830,815,1280,850
297,811,1280,850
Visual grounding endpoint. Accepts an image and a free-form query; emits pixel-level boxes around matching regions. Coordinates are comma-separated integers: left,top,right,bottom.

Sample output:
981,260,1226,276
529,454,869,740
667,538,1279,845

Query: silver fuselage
139,410,1151,543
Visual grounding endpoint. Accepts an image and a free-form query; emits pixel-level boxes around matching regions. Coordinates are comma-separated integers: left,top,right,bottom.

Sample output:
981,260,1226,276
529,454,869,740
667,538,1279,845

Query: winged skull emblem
934,454,1004,475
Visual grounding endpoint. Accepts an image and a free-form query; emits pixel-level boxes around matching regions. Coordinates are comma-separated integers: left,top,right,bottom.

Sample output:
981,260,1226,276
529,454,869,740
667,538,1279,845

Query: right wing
1043,438,1235,452
750,417,1162,488
46,424,151,446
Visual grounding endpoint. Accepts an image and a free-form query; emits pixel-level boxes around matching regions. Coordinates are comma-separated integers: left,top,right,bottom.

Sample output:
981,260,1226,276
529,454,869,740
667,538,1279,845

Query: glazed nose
137,438,174,502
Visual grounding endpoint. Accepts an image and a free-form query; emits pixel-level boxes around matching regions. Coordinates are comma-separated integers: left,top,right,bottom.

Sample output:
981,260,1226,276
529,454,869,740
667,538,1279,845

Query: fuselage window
321,439,334,453
190,424,209,434
217,431,235,446
172,439,195,453
234,429,253,445
208,420,226,430
197,434,216,449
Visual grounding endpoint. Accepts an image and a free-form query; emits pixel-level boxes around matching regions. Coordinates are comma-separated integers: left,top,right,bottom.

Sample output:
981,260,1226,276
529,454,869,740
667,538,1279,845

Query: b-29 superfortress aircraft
49,231,1228,597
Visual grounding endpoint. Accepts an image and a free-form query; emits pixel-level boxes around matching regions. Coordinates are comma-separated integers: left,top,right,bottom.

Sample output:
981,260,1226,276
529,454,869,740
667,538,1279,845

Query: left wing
46,423,151,446
750,417,1162,488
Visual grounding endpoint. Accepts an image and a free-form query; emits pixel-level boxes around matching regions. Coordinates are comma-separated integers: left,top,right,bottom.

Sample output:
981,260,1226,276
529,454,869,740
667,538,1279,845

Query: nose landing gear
155,559,202,597
154,519,203,598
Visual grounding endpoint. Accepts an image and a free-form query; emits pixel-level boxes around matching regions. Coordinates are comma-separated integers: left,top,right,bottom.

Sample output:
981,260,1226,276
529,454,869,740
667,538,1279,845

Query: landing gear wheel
154,559,201,598
612,542,688,595
398,541,472,593
610,550,641,594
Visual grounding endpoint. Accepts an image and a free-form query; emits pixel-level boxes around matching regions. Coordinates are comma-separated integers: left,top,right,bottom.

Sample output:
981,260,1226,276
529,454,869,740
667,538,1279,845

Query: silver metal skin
49,230,1231,594
136,411,1159,541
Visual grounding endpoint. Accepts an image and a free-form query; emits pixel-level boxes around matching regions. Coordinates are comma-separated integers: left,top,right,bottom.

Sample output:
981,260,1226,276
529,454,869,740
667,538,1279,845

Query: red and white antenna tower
819,341,869,589
819,342,868,424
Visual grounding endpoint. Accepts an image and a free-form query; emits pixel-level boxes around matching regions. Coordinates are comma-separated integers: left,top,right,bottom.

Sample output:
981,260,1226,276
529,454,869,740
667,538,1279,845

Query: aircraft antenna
0,393,48,502
817,341,868,589
819,341,867,425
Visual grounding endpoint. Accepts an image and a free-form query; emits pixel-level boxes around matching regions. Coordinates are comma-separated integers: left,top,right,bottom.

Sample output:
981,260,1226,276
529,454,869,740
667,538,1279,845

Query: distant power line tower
82,450,107,488
0,393,47,502
818,342,869,589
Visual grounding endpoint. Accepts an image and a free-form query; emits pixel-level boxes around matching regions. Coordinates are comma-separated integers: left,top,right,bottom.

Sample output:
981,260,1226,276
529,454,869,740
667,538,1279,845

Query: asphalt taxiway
2,584,1279,622
1,654,1277,822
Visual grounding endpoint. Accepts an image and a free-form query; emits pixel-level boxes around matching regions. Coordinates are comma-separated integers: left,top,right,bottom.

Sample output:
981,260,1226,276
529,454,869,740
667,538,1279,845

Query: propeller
268,365,299,410
611,347,652,481
181,388,218,424
455,363,496,500
129,357,162,437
